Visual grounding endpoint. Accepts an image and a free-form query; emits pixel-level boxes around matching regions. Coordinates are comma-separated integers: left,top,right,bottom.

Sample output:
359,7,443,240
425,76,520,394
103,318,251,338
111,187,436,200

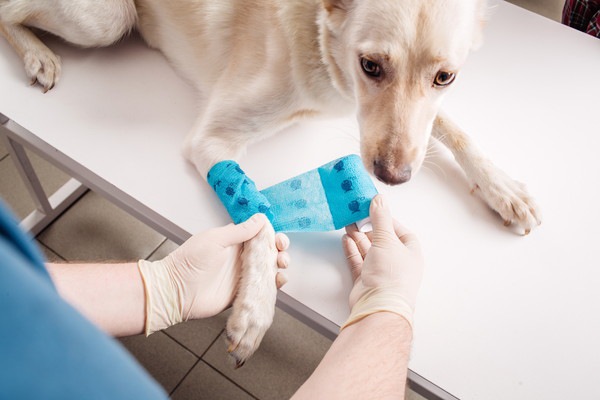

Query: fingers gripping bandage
207,155,378,232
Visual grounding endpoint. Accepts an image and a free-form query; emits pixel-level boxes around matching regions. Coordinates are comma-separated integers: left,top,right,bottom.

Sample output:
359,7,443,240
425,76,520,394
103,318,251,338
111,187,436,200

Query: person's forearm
292,312,412,400
46,262,145,337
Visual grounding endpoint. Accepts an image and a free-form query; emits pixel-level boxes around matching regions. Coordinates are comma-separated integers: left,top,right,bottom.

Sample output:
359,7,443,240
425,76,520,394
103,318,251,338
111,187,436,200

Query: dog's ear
472,0,489,50
321,0,353,32
321,0,352,14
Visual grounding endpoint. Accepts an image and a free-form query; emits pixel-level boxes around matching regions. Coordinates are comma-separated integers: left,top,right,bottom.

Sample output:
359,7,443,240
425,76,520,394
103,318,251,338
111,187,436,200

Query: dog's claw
524,228,531,236
23,49,61,93
470,166,541,235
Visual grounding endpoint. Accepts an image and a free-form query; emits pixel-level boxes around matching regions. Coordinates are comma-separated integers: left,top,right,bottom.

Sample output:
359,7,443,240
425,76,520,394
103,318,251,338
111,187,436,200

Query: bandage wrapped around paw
207,155,378,232
340,195,424,331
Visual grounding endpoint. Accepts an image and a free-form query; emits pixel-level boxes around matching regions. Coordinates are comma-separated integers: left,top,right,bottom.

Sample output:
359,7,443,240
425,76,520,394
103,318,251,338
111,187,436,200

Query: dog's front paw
23,48,61,93
472,165,541,235
225,222,278,367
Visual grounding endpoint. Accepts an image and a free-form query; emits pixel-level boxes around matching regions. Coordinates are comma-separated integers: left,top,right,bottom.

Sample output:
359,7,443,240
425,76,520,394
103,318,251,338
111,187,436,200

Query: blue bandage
207,155,378,232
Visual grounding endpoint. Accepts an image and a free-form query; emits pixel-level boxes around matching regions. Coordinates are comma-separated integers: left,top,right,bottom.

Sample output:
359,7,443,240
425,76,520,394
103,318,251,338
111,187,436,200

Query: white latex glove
341,194,424,330
138,214,290,335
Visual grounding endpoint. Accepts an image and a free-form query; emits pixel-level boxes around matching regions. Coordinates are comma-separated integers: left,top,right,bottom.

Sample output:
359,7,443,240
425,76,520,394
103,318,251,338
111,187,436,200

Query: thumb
369,195,395,239
215,214,268,246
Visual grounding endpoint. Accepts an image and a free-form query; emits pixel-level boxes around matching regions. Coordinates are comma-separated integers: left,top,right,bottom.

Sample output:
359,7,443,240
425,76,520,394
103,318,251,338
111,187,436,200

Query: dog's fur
0,0,541,365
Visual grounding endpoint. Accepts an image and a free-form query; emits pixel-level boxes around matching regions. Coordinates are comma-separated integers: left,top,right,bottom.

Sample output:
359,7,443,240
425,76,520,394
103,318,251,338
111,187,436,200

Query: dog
0,0,541,366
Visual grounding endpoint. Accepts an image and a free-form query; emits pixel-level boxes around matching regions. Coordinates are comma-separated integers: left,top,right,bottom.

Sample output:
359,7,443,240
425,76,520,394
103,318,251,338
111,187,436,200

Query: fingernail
277,235,290,250
372,195,384,208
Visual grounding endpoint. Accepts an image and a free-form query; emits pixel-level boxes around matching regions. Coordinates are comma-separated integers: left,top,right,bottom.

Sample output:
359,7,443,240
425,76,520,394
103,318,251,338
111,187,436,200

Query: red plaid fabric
562,0,600,38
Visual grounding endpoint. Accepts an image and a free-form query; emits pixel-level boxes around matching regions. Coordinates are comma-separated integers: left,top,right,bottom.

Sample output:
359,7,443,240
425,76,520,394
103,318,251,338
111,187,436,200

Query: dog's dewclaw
227,343,237,353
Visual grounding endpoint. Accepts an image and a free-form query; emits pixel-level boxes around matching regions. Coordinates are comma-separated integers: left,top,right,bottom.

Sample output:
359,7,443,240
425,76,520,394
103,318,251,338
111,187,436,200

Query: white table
1,2,599,399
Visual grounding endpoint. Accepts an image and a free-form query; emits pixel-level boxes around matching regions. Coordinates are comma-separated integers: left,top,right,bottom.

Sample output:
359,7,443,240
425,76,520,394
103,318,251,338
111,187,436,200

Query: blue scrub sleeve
0,201,168,399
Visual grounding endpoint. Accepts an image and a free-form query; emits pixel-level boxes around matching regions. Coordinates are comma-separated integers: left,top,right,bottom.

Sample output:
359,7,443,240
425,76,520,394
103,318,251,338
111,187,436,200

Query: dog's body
0,0,540,365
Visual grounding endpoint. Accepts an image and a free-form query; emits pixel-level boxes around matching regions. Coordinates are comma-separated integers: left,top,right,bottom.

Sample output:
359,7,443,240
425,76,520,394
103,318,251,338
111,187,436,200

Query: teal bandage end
318,155,378,229
207,161,274,224
207,155,378,232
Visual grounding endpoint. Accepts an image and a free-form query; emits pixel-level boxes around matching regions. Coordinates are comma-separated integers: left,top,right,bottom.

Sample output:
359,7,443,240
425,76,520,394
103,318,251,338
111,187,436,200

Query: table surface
1,2,599,399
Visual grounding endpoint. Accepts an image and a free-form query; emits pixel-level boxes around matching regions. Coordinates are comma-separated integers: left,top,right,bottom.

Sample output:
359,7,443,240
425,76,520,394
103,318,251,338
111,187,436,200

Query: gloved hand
341,194,424,330
138,214,290,335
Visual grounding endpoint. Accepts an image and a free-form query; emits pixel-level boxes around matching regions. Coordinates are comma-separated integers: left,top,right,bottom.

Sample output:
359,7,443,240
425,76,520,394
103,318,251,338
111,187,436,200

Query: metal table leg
1,114,88,235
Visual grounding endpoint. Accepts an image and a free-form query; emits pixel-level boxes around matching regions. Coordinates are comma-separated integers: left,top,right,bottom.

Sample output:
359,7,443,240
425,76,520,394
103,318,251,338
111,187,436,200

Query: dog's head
320,0,486,185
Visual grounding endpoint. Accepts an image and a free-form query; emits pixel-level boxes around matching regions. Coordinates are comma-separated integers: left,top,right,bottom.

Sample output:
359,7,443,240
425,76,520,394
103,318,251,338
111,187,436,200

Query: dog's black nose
373,162,412,185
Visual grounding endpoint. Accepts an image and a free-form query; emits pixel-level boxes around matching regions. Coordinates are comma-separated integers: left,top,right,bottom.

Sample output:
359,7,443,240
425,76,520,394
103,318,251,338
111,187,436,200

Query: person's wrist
361,311,413,332
339,311,413,344
137,259,183,336
341,285,415,332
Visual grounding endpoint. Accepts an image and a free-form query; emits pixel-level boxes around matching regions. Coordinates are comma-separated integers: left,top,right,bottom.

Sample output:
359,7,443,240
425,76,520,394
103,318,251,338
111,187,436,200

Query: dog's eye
434,71,456,87
360,57,382,78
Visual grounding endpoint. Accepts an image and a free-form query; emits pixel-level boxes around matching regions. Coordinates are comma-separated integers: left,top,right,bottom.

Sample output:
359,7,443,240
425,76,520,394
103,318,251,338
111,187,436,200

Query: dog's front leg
432,112,541,234
0,16,62,92
226,222,278,367
184,123,279,367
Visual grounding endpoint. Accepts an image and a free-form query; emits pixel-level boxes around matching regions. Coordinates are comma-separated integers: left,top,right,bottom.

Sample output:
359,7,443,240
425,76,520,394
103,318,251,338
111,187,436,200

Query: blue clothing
0,201,167,399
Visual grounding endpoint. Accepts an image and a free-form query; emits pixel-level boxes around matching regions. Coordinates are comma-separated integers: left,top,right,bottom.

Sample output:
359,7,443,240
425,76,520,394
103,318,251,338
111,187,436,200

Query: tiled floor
0,1,565,399
505,0,564,21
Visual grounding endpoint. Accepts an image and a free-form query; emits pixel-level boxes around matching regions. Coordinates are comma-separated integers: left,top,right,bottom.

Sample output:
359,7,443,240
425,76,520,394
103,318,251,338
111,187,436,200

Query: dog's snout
373,161,412,185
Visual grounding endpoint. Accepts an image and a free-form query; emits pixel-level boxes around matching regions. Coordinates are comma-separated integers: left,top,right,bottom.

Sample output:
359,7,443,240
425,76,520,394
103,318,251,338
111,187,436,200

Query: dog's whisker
423,159,447,179
422,163,444,179
425,148,441,157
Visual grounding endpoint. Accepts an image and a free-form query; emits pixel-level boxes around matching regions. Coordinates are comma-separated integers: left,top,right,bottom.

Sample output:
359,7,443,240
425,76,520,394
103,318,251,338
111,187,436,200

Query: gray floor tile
147,238,178,261
0,134,8,161
505,0,564,22
118,331,198,394
171,361,256,400
406,388,428,400
37,191,165,262
36,240,66,262
0,156,36,219
0,150,70,219
0,131,72,236
29,149,71,199
203,308,332,400
165,311,228,358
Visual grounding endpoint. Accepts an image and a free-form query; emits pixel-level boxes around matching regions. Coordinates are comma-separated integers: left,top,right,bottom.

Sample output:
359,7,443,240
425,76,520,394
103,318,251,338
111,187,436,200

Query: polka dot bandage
207,154,378,232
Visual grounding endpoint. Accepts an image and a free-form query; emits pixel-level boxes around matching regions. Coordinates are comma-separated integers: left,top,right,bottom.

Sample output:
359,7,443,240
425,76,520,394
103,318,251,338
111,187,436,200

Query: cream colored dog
0,0,541,366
